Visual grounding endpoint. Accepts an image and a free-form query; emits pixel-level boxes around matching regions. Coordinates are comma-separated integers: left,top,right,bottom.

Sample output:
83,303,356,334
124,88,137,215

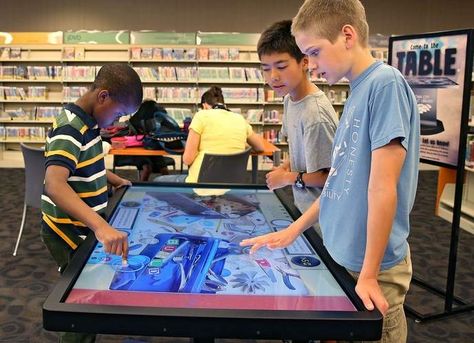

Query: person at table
41,63,142,342
154,86,265,182
258,19,338,214
241,1,420,342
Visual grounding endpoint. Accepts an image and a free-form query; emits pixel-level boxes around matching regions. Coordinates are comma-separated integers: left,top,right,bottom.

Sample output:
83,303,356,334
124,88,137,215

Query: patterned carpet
0,169,472,342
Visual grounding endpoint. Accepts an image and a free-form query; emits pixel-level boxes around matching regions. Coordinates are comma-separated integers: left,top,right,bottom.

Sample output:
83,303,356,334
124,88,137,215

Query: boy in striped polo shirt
41,63,142,275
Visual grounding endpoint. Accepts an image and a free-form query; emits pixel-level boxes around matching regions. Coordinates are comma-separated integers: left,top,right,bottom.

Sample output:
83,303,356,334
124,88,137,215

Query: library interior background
0,0,473,342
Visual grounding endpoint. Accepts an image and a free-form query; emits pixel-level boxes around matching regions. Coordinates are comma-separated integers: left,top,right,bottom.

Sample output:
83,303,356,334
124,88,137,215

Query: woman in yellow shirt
155,86,264,182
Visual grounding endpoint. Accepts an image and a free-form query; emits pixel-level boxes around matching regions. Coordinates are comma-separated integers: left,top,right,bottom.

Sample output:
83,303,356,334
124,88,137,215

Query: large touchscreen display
66,185,355,312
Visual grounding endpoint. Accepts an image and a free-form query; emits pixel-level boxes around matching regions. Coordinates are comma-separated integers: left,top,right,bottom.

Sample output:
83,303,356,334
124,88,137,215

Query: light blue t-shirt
319,61,420,272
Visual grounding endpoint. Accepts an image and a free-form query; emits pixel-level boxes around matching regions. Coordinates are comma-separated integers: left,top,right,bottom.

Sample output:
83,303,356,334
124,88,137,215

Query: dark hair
257,20,305,63
92,63,143,108
200,86,225,107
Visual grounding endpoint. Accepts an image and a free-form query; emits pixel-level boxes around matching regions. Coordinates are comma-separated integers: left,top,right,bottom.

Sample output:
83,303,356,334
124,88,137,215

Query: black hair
92,63,143,108
257,20,305,63
200,86,225,107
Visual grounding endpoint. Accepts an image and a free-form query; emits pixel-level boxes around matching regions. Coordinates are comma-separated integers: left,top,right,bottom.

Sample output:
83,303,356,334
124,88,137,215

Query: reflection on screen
66,186,356,312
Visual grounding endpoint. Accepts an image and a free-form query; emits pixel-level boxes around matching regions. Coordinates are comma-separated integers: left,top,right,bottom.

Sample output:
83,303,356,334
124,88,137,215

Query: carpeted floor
0,169,472,342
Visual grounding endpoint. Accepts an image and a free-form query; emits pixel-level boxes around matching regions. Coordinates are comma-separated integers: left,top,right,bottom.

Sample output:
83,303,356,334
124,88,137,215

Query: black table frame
43,182,382,341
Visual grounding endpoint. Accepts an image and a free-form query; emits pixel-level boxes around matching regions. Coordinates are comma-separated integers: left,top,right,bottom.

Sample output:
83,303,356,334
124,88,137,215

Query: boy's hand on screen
240,226,300,254
95,225,129,258
112,177,132,191
355,277,389,315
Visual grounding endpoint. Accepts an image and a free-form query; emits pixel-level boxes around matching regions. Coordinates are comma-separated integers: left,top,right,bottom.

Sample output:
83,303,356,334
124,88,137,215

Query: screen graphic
66,186,355,312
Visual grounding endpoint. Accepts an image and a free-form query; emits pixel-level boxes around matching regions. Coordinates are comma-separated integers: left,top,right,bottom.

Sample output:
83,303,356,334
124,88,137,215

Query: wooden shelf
0,99,62,103
0,79,62,83
0,139,46,143
438,183,474,234
0,119,53,124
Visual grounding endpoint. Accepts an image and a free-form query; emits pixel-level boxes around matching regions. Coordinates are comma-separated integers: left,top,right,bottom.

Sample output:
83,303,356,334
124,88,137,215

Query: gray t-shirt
281,90,338,213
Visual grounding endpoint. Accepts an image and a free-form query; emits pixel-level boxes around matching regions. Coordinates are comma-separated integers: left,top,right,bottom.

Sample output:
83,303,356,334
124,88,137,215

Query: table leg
251,155,258,183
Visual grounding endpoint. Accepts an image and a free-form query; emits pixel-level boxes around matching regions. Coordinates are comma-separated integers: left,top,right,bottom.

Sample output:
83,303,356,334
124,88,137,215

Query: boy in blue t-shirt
241,1,420,342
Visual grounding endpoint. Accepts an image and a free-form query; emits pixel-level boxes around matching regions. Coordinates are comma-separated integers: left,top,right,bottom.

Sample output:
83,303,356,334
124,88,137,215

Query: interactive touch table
43,183,382,342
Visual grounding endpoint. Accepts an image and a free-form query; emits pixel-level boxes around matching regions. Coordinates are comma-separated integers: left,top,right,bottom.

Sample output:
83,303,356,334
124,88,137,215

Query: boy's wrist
359,265,380,280
285,171,298,186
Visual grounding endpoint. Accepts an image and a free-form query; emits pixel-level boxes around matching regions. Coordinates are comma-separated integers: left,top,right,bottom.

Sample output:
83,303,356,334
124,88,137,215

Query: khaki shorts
344,248,413,343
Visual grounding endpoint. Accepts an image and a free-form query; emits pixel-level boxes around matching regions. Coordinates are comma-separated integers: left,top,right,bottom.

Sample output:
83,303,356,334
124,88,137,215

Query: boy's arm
106,170,132,188
241,197,320,254
182,129,200,166
357,139,406,315
266,168,328,191
44,165,128,258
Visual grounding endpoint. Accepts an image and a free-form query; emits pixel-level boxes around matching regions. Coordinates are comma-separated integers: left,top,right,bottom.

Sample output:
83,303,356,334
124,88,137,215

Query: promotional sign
389,29,473,167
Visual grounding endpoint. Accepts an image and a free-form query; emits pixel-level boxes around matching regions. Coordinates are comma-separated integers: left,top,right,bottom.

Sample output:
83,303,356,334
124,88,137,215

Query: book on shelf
218,48,229,61
245,109,263,123
0,47,10,59
229,48,240,61
5,126,46,141
173,48,185,60
244,68,263,82
156,87,198,102
229,67,246,81
15,66,28,80
1,66,15,79
130,47,142,60
4,107,31,120
9,48,21,60
143,87,156,100
208,48,219,60
185,48,196,61
197,48,209,60
263,109,281,123
63,86,88,102
74,47,85,60
62,47,75,60
36,106,62,120
27,86,47,100
152,48,163,60
166,108,192,124
141,47,153,60
3,86,27,100
217,67,230,80
162,48,173,60
198,67,218,81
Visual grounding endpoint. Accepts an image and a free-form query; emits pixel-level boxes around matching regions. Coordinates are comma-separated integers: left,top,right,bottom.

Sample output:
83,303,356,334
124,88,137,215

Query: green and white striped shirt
41,103,107,250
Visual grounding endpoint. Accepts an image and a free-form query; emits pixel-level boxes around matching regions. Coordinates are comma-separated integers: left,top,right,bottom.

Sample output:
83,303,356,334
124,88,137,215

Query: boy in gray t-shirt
258,20,338,213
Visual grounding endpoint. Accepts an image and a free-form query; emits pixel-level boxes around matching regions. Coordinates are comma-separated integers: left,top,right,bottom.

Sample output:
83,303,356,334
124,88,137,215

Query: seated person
155,86,265,182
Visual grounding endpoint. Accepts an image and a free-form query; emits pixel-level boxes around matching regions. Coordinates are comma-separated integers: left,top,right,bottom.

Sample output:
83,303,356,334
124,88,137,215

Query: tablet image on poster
389,30,472,167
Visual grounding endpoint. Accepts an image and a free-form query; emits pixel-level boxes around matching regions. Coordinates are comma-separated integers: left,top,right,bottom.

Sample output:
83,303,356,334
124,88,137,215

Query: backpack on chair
129,100,187,154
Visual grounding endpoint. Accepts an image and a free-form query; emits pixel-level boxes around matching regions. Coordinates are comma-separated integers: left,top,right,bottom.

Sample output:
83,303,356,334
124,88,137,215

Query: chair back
21,143,46,208
197,148,251,184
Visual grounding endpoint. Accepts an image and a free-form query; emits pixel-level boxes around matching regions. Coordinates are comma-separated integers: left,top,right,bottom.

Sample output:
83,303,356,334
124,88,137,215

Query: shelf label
131,31,196,45
64,31,130,44
0,32,62,44
196,32,260,46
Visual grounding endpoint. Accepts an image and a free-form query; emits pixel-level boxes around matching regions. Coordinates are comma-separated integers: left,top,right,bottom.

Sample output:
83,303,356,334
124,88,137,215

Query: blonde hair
292,0,369,47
